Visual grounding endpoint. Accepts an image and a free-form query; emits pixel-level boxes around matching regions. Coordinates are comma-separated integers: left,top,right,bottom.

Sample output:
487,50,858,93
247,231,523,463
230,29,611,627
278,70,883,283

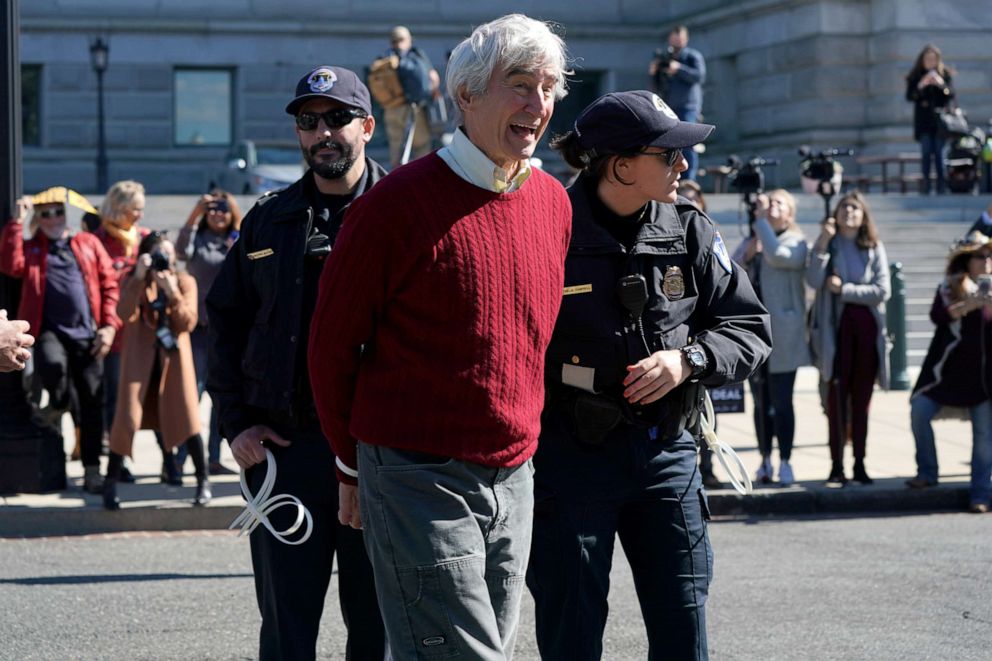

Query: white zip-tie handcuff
229,448,314,545
698,391,753,495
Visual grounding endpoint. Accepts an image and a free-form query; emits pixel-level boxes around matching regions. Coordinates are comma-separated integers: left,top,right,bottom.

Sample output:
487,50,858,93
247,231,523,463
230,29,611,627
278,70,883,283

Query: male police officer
206,66,386,661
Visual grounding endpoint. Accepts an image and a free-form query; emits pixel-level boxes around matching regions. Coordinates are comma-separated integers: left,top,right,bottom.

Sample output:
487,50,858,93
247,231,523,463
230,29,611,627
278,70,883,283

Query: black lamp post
89,37,109,193
0,0,65,494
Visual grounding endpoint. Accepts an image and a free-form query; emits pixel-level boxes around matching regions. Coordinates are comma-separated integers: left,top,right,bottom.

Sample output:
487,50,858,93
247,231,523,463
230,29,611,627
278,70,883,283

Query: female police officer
526,91,771,661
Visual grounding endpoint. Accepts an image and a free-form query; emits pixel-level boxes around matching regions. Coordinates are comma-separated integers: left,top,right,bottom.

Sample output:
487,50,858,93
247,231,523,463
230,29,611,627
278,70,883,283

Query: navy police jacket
206,159,386,441
544,175,771,431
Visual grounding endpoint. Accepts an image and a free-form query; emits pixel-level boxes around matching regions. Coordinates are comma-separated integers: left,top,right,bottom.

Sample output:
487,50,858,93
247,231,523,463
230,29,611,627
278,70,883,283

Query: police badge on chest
662,266,685,300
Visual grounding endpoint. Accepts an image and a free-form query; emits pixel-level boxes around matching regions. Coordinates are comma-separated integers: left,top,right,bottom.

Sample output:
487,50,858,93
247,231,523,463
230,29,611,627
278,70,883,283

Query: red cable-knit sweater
308,153,572,484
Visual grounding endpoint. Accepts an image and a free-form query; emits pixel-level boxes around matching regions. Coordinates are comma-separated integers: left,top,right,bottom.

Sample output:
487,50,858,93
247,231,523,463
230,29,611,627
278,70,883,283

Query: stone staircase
703,193,992,368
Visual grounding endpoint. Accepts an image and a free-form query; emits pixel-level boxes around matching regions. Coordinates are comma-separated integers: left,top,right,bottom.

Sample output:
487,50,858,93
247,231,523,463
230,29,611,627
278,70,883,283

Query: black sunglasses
37,208,66,219
207,200,230,213
642,149,683,167
295,108,367,131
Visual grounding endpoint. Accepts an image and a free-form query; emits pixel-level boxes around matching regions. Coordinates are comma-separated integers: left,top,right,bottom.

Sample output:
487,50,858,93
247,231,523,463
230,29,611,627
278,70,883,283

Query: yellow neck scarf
101,217,139,258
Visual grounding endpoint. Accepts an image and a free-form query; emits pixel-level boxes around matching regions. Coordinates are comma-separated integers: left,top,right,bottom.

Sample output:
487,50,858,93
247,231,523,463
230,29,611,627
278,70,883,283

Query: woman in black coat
905,43,955,194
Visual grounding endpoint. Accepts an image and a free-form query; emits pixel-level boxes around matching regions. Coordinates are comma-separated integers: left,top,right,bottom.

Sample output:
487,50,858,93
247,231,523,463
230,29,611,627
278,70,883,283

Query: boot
852,460,873,485
102,478,120,511
186,434,210,506
161,454,182,486
83,465,104,494
826,462,847,488
194,479,212,507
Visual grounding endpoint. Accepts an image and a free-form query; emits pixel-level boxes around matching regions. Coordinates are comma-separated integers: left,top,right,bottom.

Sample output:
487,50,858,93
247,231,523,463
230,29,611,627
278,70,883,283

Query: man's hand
666,60,681,75
339,483,363,530
230,425,291,469
0,310,33,372
623,349,690,405
91,325,115,358
827,275,843,294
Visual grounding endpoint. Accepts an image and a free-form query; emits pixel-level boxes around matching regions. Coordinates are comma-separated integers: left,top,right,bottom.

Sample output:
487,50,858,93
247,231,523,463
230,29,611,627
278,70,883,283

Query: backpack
367,55,406,109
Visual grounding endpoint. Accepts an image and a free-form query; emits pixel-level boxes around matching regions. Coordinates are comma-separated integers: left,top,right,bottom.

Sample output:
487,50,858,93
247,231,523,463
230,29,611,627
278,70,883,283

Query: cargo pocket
396,563,464,659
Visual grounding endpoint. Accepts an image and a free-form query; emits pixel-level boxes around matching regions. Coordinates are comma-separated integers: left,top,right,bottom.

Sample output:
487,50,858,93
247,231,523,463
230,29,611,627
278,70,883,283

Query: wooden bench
853,153,924,194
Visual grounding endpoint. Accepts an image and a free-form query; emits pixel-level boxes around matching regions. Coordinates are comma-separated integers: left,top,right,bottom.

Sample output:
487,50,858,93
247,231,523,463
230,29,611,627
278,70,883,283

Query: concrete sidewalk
0,367,978,537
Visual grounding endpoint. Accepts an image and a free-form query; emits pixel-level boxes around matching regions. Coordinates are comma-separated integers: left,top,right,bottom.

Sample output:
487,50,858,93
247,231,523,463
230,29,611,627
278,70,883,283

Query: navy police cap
285,65,372,116
574,90,714,156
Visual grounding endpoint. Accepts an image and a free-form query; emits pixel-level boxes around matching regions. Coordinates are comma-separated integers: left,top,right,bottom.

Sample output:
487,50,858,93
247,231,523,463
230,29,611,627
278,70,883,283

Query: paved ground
0,512,988,660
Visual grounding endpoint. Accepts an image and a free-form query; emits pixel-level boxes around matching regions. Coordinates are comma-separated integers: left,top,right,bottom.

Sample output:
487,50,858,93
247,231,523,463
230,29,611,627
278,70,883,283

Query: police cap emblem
307,68,337,93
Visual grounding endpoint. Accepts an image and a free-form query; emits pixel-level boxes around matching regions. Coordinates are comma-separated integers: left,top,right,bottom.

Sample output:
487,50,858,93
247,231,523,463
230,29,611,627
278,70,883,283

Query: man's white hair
446,14,571,107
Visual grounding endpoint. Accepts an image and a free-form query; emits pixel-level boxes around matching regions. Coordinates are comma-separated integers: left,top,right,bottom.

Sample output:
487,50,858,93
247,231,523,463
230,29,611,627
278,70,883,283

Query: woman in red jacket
0,189,121,493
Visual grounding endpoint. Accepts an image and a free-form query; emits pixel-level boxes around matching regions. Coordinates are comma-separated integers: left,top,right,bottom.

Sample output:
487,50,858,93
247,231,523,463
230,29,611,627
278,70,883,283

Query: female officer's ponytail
550,131,589,171
551,130,640,186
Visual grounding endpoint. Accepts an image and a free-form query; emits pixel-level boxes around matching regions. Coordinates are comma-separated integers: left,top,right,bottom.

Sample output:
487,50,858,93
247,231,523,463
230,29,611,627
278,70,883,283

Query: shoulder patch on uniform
712,231,732,274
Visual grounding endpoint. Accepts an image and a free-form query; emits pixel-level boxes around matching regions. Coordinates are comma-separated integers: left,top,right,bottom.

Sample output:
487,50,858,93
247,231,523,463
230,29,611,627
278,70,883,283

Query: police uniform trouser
248,424,385,661
527,415,713,661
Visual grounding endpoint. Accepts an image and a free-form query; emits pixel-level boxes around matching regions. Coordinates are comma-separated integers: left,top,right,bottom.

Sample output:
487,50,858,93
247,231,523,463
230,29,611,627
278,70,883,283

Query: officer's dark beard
304,139,356,180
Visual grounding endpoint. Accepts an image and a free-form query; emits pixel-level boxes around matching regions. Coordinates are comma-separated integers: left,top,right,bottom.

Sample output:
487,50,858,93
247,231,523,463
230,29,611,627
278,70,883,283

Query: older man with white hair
309,13,572,661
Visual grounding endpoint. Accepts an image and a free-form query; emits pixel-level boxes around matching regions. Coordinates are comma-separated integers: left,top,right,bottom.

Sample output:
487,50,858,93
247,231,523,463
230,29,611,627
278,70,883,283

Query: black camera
651,45,677,93
727,155,778,196
149,293,178,352
149,250,171,272
798,146,854,218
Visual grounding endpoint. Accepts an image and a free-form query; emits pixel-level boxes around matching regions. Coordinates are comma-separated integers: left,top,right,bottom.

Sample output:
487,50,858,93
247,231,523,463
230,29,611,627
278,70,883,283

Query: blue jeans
358,442,533,661
678,107,700,181
919,132,946,193
969,402,992,506
749,370,797,461
911,394,992,504
528,414,711,661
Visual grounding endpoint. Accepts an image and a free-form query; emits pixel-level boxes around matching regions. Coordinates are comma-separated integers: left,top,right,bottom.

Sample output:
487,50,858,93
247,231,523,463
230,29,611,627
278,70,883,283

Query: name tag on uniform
562,364,596,393
247,248,274,261
563,284,593,296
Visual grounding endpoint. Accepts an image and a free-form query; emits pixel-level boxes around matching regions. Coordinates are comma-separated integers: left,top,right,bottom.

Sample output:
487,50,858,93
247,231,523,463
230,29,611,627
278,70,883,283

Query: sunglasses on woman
37,208,66,219
295,108,367,131
643,149,682,167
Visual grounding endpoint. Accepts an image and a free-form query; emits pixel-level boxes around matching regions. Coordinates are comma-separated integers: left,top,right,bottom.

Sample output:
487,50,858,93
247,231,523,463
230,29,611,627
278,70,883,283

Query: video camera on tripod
727,155,779,233
798,146,854,219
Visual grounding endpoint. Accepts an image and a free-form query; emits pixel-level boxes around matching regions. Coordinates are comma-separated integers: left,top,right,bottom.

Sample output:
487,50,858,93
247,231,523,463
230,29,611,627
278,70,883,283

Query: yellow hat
30,187,98,215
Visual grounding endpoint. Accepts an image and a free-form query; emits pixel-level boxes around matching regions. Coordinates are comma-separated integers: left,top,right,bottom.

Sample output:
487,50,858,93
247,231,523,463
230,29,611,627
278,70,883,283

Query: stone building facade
19,0,991,193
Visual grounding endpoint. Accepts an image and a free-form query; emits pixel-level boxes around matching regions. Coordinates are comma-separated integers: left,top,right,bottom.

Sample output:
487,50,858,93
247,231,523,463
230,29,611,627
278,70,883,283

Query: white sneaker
778,461,794,486
755,458,772,484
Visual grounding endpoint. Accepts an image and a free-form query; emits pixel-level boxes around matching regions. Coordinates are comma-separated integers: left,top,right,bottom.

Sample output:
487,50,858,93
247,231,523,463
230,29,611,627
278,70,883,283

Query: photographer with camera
648,25,706,181
731,190,809,486
104,231,209,510
526,90,770,660
908,231,992,514
806,192,890,487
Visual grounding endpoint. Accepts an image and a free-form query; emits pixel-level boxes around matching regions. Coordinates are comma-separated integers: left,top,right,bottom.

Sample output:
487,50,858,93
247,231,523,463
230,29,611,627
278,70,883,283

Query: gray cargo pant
358,442,533,660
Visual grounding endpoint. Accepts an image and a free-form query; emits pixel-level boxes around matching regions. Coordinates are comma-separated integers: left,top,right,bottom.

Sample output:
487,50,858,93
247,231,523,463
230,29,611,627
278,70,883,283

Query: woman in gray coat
806,191,890,486
733,189,809,486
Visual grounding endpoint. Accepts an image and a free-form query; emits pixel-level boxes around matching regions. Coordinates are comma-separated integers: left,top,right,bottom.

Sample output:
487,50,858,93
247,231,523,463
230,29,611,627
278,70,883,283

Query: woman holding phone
174,190,242,475
806,192,890,487
905,44,955,195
